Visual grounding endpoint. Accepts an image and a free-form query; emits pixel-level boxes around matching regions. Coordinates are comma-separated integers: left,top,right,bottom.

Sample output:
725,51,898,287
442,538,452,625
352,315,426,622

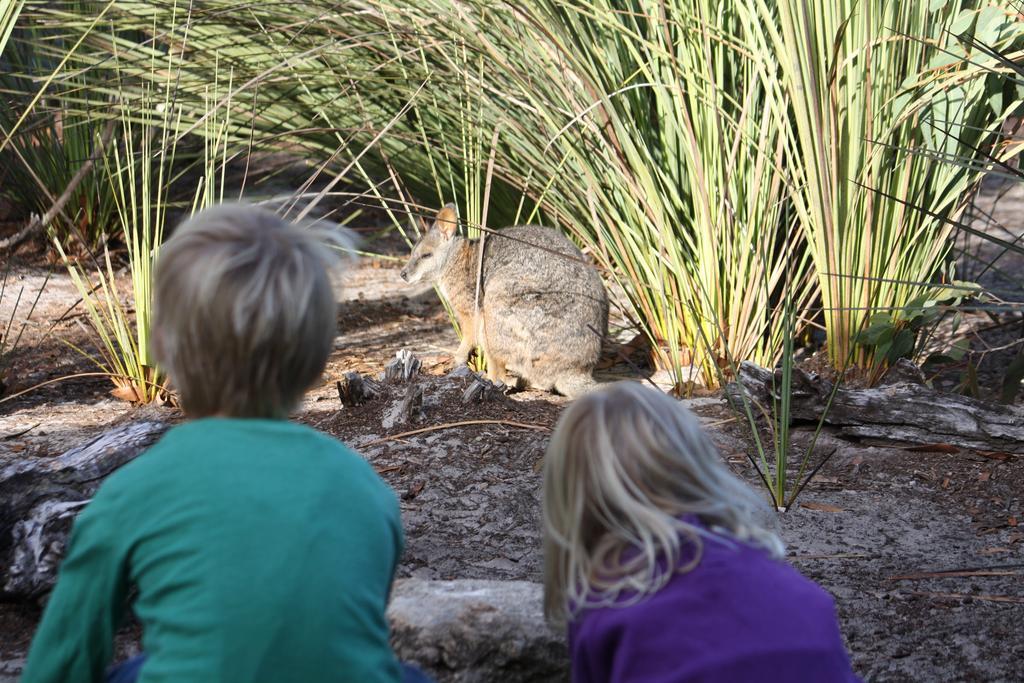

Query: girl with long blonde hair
543,381,860,682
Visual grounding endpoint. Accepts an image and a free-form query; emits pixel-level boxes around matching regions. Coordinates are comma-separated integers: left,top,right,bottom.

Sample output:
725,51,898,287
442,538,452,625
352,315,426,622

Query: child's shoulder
695,534,841,633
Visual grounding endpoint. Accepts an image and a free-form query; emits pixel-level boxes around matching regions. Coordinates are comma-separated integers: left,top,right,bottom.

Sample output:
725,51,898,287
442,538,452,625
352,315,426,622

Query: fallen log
730,362,1024,454
0,420,168,599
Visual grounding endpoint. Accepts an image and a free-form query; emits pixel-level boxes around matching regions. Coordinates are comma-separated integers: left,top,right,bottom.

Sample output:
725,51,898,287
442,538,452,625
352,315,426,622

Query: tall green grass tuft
361,0,818,386
0,8,122,247
890,10,1024,401
723,298,845,511
9,0,1024,392
351,0,1021,384
758,0,1024,369
54,69,233,403
0,0,22,57
14,0,815,385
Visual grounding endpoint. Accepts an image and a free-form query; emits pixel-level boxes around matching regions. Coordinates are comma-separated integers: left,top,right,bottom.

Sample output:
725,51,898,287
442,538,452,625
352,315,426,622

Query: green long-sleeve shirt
22,418,404,683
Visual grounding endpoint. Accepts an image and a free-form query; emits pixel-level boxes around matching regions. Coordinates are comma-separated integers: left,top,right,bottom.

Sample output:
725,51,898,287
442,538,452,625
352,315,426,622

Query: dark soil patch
0,603,142,679
304,371,565,582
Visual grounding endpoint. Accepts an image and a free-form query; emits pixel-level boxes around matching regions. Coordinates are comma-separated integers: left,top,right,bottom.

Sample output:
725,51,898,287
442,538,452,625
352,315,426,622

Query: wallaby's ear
433,203,458,239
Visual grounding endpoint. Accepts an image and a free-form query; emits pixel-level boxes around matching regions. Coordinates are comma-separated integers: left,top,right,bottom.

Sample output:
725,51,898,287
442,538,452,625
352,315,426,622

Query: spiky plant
13,0,1024,390
756,0,1024,369
54,55,233,403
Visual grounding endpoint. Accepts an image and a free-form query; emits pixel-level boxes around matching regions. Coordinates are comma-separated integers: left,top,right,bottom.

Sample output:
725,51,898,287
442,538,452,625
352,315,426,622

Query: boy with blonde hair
22,205,425,682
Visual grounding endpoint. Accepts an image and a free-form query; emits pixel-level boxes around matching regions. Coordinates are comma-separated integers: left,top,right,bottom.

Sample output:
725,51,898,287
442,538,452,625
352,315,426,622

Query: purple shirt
569,530,861,683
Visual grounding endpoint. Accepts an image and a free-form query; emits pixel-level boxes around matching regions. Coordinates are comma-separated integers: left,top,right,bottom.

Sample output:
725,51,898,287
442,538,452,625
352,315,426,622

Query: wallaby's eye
421,252,433,259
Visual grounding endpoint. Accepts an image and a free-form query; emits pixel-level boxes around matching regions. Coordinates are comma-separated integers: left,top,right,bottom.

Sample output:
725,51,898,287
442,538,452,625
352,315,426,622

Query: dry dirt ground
1,196,1023,681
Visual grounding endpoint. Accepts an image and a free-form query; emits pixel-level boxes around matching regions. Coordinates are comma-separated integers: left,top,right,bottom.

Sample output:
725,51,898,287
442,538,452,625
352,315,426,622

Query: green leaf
875,340,893,364
913,307,942,330
948,338,970,362
948,280,982,299
869,312,894,326
973,7,1013,46
857,322,893,346
949,8,979,40
888,330,916,362
988,89,1005,114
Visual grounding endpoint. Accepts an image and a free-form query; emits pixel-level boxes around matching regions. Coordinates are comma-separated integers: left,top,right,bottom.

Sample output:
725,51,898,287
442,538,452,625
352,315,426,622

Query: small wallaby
400,204,608,398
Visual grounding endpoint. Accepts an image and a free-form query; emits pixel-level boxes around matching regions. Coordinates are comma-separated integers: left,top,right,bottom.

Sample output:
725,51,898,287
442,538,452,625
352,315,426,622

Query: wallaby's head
400,203,460,284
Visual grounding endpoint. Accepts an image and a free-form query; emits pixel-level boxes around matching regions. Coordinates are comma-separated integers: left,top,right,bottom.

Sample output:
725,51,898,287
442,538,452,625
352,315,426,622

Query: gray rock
878,358,927,386
388,579,568,682
0,655,24,683
449,365,475,379
461,377,509,404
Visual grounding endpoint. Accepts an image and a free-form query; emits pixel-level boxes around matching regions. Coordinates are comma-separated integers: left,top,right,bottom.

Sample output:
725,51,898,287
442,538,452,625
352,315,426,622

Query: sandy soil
1,199,1023,681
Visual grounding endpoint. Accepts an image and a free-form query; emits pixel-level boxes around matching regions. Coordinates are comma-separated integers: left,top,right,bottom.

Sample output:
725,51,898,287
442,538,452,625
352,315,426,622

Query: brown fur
401,205,608,397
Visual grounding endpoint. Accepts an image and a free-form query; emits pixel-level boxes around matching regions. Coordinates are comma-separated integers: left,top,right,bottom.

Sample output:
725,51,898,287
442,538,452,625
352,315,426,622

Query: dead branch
362,419,551,447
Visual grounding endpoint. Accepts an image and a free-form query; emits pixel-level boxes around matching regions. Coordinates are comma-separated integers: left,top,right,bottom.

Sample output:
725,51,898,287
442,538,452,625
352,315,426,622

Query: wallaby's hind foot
554,374,599,399
485,355,512,387
497,375,524,394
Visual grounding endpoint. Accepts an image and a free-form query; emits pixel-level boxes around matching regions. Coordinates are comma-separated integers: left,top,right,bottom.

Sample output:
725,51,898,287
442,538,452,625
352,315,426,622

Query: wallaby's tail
554,373,599,399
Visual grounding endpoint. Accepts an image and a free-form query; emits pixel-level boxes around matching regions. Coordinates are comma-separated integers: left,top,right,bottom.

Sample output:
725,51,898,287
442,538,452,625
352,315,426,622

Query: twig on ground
362,419,551,447
1,422,40,439
889,565,1024,581
909,591,1024,604
0,371,121,404
703,416,738,428
788,553,875,560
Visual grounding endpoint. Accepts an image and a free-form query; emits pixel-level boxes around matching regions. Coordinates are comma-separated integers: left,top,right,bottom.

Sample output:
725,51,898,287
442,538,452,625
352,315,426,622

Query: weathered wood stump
395,384,425,425
462,376,509,404
730,361,1024,454
336,371,379,408
384,349,422,383
0,420,168,598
